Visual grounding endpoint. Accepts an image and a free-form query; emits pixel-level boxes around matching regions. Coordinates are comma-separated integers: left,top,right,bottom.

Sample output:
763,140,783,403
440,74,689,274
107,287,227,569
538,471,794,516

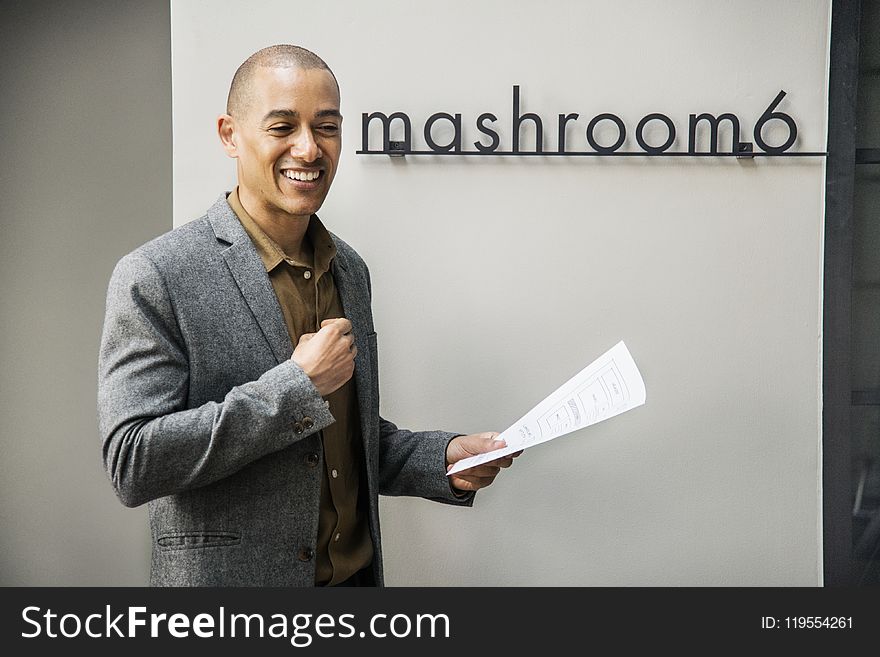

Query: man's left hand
445,432,522,492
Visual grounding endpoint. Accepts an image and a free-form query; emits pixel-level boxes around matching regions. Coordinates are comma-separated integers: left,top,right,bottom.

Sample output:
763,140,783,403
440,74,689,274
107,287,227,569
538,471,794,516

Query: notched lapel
208,196,292,365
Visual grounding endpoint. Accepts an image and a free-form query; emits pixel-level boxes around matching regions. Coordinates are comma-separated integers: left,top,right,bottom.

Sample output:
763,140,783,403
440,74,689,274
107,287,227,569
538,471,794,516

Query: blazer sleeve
376,418,475,507
97,251,334,508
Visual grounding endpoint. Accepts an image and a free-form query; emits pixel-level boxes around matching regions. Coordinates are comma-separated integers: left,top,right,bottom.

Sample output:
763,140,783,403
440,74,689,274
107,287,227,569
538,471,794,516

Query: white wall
172,0,830,585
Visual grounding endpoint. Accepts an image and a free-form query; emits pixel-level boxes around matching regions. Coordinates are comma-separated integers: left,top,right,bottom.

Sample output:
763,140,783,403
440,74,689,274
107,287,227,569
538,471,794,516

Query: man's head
218,45,342,223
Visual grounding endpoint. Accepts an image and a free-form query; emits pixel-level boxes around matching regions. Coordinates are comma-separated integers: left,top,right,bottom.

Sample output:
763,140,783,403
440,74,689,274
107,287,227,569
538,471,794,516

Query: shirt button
331,469,338,479
334,533,341,543
303,270,312,280
305,453,319,467
293,422,304,435
302,416,314,430
298,547,314,561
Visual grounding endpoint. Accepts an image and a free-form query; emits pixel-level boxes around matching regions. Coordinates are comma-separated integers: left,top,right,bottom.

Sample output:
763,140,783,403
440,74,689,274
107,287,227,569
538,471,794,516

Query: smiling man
97,45,517,587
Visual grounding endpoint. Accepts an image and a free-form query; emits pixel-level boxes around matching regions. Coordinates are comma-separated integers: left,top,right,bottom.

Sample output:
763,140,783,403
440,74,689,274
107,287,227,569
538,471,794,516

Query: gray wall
0,0,170,584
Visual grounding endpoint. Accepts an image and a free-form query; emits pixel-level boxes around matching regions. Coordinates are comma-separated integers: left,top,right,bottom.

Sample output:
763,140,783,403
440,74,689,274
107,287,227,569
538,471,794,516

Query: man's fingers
320,317,353,335
450,474,498,491
298,332,316,344
462,464,501,477
464,433,505,455
445,431,508,472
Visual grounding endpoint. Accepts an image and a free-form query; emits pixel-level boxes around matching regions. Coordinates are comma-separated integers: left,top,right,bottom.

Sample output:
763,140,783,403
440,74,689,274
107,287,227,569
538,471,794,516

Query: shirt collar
227,187,337,275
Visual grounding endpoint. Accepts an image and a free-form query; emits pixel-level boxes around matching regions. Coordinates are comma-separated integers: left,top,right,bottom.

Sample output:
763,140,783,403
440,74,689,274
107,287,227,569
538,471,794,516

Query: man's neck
237,186,311,262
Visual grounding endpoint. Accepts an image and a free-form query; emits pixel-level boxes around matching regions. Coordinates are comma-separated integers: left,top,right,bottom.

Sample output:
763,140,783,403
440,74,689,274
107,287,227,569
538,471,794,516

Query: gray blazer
98,194,471,586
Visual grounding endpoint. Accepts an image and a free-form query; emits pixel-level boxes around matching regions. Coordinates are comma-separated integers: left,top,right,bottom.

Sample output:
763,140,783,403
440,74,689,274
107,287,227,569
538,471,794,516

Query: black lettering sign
586,114,626,154
424,113,462,153
557,113,580,154
512,85,543,153
357,88,819,158
688,113,743,154
753,90,798,154
474,113,500,153
362,111,412,153
635,113,676,154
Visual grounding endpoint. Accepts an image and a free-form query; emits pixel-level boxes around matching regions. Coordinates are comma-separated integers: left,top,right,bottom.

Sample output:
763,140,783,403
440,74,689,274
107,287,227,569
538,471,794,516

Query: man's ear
217,114,238,158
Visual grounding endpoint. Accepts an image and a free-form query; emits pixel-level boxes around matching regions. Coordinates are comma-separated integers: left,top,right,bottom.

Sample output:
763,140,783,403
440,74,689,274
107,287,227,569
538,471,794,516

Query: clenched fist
292,318,357,396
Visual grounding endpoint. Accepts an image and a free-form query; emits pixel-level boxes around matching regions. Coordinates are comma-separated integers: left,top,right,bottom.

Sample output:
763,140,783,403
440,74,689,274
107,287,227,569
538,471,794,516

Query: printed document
447,341,646,476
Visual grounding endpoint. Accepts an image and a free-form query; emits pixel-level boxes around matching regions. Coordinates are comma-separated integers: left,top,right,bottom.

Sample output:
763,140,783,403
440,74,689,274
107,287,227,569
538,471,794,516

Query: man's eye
268,125,292,134
319,125,340,133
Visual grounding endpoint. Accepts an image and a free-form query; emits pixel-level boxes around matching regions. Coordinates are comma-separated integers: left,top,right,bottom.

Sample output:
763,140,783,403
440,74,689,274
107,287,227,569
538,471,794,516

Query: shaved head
226,44,338,117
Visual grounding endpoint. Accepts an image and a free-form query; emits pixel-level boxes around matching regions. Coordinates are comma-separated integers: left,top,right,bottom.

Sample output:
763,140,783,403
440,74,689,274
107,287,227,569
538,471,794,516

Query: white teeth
283,170,320,181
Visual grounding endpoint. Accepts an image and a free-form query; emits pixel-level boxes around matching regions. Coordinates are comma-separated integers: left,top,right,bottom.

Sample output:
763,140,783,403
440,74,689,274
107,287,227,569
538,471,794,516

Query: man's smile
280,167,324,189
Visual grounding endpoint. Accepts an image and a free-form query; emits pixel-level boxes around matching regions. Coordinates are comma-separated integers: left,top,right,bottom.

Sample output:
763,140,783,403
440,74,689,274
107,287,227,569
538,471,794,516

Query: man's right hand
292,318,357,396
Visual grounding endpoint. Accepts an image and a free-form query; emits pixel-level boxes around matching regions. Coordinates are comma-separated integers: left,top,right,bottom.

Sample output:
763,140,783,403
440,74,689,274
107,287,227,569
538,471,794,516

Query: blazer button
293,422,304,435
298,547,314,561
305,453,319,467
302,416,314,430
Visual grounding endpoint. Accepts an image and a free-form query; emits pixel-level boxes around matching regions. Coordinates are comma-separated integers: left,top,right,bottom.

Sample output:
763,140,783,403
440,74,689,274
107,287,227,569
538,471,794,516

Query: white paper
447,341,646,476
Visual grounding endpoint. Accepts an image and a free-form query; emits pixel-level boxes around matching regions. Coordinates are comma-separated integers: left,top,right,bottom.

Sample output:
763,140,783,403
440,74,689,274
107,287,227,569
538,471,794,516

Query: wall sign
357,87,825,158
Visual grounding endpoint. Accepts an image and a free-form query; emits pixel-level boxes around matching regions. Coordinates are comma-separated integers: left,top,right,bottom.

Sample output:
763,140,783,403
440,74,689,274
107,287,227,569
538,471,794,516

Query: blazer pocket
156,531,241,551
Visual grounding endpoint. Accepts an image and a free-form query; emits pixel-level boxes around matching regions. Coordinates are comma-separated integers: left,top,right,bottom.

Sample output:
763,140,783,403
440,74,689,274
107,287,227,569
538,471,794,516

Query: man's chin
282,204,323,219
273,195,325,219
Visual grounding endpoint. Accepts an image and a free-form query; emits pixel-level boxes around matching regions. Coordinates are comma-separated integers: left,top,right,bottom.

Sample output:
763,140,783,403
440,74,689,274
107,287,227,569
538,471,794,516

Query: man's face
221,66,342,222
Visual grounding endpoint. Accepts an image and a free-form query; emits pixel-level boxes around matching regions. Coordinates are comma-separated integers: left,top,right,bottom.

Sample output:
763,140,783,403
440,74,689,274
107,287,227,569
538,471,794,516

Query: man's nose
291,129,321,162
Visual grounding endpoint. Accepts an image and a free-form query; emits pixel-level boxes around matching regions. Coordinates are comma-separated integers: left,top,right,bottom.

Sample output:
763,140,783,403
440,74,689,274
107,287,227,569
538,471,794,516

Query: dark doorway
824,0,880,586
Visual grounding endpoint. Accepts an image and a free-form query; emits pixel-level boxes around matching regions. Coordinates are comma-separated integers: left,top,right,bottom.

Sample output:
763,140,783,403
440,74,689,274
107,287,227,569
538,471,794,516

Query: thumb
479,431,504,450
487,437,506,453
460,432,505,456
